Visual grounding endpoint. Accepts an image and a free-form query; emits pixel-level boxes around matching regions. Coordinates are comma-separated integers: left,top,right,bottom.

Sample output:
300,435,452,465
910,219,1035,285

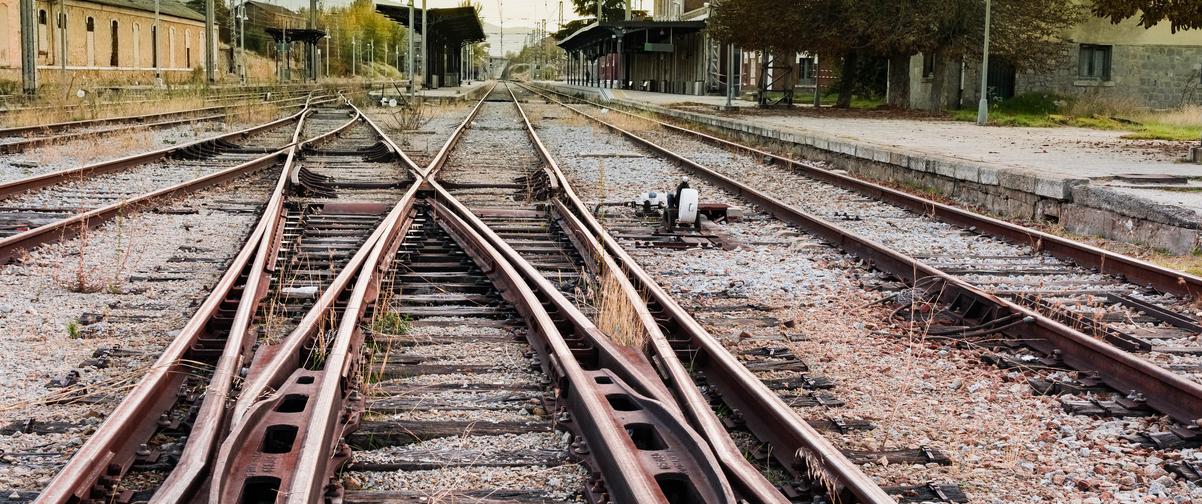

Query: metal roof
374,3,485,43
85,0,205,22
557,20,705,51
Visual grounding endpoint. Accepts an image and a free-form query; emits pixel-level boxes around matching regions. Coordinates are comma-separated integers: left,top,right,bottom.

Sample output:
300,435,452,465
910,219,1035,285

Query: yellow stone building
0,0,213,84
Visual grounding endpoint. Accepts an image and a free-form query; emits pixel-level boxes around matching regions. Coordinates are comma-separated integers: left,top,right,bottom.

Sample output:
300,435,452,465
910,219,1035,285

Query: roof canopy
264,27,327,44
374,3,485,45
557,20,706,52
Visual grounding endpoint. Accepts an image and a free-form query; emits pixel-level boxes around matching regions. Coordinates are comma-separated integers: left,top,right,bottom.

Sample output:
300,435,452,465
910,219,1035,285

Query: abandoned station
375,3,485,89
0,0,213,83
556,0,1202,109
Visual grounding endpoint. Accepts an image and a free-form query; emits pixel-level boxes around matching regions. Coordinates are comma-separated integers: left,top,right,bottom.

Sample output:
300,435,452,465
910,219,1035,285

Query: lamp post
976,0,992,125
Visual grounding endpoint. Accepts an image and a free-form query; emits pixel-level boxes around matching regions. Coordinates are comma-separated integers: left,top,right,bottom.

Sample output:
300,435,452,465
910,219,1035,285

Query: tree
710,0,1083,112
1091,0,1202,32
569,0,629,22
186,0,232,43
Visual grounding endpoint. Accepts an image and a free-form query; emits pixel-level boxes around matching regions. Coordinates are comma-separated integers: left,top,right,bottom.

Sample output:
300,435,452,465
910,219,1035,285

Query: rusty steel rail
419,81,499,179
214,95,735,502
509,83,895,503
149,111,362,503
525,83,1202,426
0,93,323,155
0,104,310,200
33,100,316,504
531,84,1202,301
0,98,349,263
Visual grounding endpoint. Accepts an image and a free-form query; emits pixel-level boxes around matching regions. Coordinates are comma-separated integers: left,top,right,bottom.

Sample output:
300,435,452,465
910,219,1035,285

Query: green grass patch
952,93,1202,141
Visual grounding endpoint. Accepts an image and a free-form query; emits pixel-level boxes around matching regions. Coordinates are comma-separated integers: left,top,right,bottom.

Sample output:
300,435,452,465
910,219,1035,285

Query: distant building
0,0,212,84
559,0,732,96
911,17,1202,110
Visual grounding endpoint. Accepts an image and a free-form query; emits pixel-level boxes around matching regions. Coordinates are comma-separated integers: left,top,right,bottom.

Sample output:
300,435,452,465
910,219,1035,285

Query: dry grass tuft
592,258,649,348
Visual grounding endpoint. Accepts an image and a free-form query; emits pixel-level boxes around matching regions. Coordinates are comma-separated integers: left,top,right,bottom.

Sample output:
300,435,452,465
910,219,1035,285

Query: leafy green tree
569,0,629,22
1091,0,1202,32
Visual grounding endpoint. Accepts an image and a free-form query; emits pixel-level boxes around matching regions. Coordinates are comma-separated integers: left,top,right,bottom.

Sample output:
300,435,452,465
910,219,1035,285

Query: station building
557,0,737,96
917,16,1202,110
0,0,213,84
375,3,485,89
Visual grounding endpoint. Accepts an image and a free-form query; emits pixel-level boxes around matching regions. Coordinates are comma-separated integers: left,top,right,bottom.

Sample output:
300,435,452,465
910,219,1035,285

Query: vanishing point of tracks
4,79,1201,504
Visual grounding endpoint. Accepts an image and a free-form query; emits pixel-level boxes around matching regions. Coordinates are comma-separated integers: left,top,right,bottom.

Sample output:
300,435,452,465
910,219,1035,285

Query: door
987,57,1016,100
110,20,118,66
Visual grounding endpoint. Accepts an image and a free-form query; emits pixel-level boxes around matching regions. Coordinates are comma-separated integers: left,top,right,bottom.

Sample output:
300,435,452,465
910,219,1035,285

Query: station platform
537,81,1202,254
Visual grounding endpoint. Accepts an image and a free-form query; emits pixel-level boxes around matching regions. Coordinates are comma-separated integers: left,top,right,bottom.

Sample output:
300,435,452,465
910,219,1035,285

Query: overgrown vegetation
950,92,1202,140
372,311,412,336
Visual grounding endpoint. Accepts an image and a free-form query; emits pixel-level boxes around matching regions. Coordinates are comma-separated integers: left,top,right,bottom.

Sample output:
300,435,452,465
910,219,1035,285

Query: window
922,52,935,79
797,56,815,80
133,23,141,67
37,10,48,57
1078,44,1112,80
152,26,157,68
86,17,95,66
110,20,119,66
185,29,191,68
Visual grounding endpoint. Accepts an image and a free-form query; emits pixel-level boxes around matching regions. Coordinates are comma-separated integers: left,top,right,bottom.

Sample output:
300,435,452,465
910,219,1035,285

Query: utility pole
239,0,246,83
976,0,992,125
726,44,734,108
308,0,317,81
421,0,427,88
407,0,415,95
154,0,161,86
205,0,215,84
59,0,67,80
326,35,331,77
19,0,36,94
352,36,357,77
498,0,503,63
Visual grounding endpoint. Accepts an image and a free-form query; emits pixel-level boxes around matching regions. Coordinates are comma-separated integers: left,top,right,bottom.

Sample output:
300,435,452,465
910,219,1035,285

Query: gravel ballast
526,99,1202,502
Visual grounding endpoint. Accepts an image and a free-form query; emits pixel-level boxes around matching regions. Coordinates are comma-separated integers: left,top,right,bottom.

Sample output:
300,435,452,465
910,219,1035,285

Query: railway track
22,83,895,503
0,87,314,121
0,93,316,155
27,101,403,503
526,84,1202,421
0,97,349,263
28,78,1200,502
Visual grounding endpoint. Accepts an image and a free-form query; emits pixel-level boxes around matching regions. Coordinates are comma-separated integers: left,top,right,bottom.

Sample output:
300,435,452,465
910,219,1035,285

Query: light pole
407,0,415,95
976,0,992,125
325,35,331,77
352,37,357,77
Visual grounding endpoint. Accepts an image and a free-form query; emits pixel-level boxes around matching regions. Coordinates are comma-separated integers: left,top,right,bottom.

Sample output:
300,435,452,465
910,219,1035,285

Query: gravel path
0,170,275,490
528,100,1202,503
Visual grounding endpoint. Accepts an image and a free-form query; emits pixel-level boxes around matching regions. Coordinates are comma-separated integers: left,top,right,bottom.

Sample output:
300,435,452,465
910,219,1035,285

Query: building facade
0,0,211,84
911,16,1202,110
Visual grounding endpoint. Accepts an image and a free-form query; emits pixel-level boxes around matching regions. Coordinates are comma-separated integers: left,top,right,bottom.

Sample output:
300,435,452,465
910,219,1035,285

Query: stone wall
961,42,1202,109
0,0,209,75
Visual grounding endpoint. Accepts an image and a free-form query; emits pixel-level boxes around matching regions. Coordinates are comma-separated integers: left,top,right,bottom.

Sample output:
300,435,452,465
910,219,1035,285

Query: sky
281,0,656,56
